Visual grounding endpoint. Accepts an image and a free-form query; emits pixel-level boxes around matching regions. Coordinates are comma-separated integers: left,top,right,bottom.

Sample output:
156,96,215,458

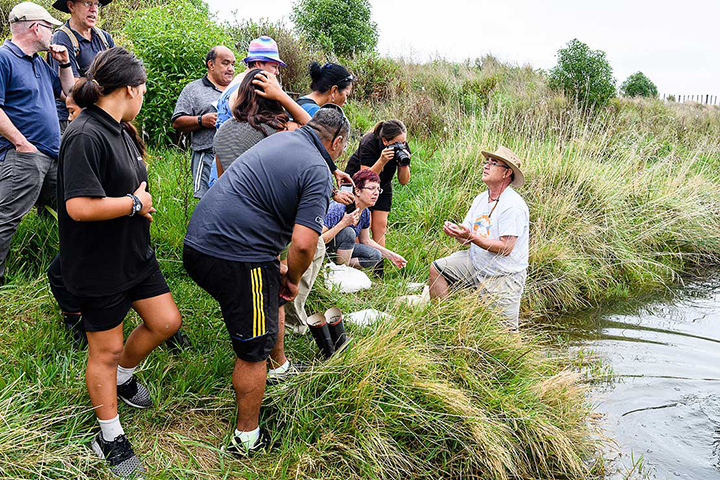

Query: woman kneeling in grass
324,169,407,270
58,47,182,479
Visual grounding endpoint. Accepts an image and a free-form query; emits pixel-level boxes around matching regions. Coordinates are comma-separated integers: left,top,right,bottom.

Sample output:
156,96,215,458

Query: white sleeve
498,207,526,238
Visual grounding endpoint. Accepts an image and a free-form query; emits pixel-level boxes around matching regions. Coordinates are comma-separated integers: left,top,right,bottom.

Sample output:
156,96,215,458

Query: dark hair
205,46,218,67
73,47,147,157
231,68,289,136
309,62,353,94
308,107,350,144
373,119,406,142
352,169,380,190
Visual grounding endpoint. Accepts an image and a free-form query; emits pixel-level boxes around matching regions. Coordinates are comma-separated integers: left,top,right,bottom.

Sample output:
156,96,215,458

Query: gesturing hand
48,44,69,65
443,221,473,245
133,181,156,222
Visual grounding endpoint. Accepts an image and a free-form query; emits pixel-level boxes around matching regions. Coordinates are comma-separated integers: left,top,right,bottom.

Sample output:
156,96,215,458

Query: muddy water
562,277,720,479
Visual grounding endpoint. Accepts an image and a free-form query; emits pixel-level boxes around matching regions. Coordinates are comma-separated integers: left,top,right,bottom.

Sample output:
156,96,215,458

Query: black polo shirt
345,132,411,192
58,105,158,297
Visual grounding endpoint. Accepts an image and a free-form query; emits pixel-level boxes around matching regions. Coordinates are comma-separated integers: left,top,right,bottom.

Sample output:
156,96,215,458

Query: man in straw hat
428,146,529,330
0,2,74,286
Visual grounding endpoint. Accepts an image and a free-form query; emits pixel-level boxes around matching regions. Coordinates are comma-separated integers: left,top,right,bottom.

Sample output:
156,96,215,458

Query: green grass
1,57,719,479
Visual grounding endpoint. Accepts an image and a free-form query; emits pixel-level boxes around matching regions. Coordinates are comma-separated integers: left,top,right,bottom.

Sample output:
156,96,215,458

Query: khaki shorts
432,250,526,330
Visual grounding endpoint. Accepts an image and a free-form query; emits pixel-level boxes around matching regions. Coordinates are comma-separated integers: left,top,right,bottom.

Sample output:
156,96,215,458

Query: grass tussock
1,55,719,479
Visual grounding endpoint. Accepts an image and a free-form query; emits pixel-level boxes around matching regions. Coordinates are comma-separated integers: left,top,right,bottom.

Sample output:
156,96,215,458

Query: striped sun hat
242,36,286,67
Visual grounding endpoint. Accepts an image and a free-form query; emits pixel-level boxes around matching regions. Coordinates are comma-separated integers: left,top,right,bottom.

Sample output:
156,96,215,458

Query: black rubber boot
63,313,87,349
373,259,384,278
307,313,335,359
325,308,347,350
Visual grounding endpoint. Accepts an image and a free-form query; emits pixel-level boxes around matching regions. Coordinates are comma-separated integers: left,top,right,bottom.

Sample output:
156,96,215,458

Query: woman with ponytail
58,46,181,479
296,61,354,116
345,120,412,256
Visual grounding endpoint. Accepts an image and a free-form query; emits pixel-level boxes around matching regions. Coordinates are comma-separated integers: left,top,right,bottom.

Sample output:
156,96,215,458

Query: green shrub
549,38,616,108
620,71,658,98
342,51,400,102
124,0,233,145
461,75,498,112
291,0,378,57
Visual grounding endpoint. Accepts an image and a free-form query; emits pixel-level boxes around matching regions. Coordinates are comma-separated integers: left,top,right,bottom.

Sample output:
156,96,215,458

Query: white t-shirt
461,186,529,277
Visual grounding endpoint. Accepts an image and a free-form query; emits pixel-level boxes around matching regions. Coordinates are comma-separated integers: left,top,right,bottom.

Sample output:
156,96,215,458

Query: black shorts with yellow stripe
183,245,280,362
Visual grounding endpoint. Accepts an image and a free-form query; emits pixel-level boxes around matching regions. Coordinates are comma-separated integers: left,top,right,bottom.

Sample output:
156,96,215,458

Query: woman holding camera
296,62,354,116
58,47,182,479
345,119,411,248
324,170,407,270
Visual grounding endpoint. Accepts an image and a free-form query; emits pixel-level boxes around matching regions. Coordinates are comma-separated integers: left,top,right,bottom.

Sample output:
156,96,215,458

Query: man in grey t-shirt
183,109,350,455
172,45,235,198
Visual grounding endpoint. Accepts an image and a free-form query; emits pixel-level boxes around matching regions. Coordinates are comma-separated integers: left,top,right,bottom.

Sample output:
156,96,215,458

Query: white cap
9,2,62,26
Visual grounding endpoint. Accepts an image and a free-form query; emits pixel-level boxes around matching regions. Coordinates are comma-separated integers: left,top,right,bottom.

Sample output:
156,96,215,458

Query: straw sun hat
481,146,525,187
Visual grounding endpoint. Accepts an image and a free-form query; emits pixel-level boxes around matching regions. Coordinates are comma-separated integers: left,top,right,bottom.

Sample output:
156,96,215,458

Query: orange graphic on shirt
472,215,491,238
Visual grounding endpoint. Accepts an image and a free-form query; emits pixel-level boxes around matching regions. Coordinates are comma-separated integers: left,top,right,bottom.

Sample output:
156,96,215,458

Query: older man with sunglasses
0,2,74,286
428,146,530,331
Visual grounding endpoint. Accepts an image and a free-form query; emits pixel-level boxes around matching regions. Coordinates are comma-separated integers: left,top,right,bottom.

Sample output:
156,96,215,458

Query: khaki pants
285,236,326,335
432,250,526,330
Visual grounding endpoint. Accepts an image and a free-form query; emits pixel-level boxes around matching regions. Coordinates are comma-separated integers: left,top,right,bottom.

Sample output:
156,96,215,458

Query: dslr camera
386,142,411,167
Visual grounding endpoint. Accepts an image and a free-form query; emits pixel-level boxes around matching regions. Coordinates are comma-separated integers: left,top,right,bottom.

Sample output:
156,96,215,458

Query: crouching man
182,108,349,454
428,146,529,331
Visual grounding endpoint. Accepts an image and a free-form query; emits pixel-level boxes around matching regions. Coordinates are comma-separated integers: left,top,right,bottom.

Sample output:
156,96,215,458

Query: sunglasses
320,103,349,145
321,64,355,85
484,160,511,169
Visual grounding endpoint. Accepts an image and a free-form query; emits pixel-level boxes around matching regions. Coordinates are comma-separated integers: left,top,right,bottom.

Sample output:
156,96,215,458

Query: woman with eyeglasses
345,120,411,258
324,169,407,270
296,62,354,116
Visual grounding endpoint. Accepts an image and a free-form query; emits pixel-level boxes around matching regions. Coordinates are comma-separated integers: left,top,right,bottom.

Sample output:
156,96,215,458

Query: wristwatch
126,193,142,216
197,114,203,127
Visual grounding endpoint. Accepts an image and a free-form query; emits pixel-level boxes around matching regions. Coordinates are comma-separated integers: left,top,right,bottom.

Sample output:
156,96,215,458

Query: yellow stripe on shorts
251,267,265,337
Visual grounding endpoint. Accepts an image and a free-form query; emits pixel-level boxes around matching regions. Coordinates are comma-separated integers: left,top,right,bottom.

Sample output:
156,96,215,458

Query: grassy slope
1,60,719,479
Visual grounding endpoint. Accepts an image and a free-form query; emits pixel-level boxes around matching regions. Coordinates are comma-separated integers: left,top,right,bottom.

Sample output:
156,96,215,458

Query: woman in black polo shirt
345,119,411,249
58,47,181,479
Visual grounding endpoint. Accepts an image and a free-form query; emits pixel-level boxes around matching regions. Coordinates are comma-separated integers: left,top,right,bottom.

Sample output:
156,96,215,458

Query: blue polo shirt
0,40,62,161
48,23,114,122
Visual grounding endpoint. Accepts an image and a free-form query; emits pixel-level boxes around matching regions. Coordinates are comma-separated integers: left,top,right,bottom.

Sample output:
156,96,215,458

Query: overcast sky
205,0,719,99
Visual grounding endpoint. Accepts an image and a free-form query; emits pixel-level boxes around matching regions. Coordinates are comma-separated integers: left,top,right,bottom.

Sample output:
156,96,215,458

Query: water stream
561,276,720,479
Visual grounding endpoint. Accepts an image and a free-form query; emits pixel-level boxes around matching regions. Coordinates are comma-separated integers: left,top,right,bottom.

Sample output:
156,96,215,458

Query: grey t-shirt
184,126,333,262
171,76,222,152
214,119,277,172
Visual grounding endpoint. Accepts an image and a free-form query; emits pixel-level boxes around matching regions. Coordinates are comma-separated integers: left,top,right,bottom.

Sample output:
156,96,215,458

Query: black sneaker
164,329,190,352
90,432,145,479
266,359,307,386
117,376,153,409
223,428,272,457
63,313,87,349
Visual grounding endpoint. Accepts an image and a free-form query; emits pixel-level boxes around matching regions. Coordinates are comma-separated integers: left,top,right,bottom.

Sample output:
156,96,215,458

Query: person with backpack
49,0,114,133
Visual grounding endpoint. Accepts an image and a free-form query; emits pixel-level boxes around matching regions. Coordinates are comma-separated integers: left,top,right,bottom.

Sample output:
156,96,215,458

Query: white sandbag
396,285,431,307
324,263,372,293
344,309,392,327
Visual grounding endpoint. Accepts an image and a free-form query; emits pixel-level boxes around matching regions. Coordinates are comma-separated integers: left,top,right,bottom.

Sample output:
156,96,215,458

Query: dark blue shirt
48,23,114,122
185,126,333,262
0,40,62,160
324,201,370,237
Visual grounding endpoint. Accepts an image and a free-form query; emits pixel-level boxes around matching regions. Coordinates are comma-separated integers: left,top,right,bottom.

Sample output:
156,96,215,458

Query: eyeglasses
360,186,383,194
76,1,102,8
31,22,53,31
320,103,349,145
485,160,510,169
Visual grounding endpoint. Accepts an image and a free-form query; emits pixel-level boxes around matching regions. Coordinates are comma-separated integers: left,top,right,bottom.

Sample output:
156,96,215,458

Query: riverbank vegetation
1,1,719,478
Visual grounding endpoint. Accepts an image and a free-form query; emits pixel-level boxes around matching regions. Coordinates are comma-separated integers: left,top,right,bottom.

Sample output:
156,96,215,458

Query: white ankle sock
116,365,136,385
268,360,290,375
98,415,125,442
235,427,260,449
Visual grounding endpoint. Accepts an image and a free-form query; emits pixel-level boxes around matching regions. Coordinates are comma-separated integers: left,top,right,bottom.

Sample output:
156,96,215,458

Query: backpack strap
57,24,80,57
92,26,110,50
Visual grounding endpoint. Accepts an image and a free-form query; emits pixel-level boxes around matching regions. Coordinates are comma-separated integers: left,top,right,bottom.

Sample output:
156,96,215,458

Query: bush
291,0,378,57
549,38,616,108
620,71,658,98
124,0,233,145
225,18,319,96
341,51,401,102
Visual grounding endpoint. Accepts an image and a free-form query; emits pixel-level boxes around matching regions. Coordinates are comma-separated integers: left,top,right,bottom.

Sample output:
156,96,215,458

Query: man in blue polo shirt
0,1,74,284
49,0,114,132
